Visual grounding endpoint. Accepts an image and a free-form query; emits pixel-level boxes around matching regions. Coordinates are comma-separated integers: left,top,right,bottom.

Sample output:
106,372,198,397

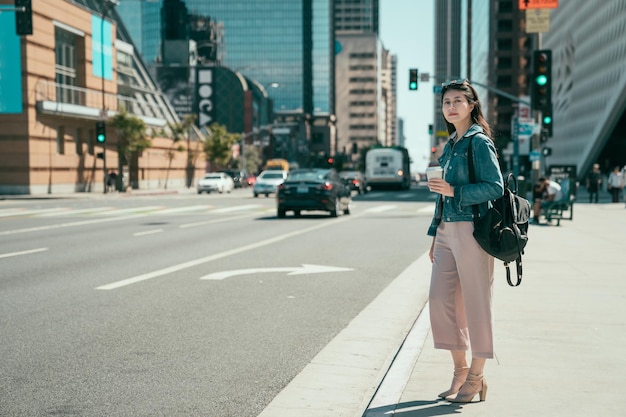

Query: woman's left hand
428,178,454,197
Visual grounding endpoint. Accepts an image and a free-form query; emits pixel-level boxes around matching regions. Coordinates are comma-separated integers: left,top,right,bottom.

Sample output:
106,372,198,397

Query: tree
110,109,151,190
164,114,195,189
203,123,240,171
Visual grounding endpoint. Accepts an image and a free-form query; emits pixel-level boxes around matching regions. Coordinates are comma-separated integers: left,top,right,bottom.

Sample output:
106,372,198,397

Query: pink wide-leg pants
429,221,495,358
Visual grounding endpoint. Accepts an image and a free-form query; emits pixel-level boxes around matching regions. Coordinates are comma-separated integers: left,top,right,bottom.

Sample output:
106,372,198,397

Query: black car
339,170,369,194
277,168,351,218
219,170,248,188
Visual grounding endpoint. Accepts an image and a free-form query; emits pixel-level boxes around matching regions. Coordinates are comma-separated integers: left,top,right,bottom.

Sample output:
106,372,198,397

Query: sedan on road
277,168,351,218
253,170,288,197
197,172,235,194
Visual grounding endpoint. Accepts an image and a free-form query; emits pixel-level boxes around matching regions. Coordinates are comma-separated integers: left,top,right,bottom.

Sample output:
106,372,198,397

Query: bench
542,178,575,226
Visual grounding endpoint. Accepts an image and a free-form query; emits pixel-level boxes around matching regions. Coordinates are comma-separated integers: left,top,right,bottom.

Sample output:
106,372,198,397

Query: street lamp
99,0,119,193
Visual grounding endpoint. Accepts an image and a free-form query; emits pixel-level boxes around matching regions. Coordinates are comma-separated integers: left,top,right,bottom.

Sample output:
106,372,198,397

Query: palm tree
164,115,195,189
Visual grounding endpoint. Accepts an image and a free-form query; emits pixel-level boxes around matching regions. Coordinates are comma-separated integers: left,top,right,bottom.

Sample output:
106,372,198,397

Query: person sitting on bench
532,177,562,224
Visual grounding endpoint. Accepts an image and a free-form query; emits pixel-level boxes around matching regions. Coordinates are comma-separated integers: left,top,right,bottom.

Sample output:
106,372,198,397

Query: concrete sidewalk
365,202,626,417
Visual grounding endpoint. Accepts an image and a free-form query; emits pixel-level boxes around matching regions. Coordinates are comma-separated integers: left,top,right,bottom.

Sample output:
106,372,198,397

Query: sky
379,0,435,173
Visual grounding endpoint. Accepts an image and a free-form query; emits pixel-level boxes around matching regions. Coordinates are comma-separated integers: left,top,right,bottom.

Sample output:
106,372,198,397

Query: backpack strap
505,258,523,287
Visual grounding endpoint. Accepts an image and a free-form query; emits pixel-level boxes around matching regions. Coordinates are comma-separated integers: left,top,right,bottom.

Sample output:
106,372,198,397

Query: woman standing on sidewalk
426,80,503,403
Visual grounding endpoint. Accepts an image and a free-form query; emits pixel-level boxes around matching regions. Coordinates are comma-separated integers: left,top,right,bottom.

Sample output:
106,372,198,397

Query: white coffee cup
426,166,444,180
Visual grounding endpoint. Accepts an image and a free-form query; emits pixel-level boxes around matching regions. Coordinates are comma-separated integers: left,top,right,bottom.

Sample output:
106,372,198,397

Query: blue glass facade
118,0,334,115
117,0,161,64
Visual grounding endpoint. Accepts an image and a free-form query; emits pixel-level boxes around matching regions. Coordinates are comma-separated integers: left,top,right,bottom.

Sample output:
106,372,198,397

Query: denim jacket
427,124,504,236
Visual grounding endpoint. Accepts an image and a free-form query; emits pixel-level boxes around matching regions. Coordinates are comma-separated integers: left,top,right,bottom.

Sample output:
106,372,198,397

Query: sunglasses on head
441,79,469,89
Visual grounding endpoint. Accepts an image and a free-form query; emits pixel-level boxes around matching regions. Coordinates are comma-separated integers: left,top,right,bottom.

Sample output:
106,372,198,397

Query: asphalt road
1,186,437,416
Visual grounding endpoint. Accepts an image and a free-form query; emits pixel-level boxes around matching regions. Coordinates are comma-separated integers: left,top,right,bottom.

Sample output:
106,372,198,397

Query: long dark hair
441,79,492,140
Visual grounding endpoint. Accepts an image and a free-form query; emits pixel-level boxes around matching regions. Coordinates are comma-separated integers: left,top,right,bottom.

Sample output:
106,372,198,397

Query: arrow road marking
200,264,354,280
96,213,360,290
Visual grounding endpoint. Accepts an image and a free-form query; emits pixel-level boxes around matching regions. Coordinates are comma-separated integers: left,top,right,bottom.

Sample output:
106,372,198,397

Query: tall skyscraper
335,0,379,34
122,0,335,116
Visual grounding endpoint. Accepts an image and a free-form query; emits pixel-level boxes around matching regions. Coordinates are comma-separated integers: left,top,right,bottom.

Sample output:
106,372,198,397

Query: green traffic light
97,134,105,143
543,115,552,124
409,82,417,90
535,74,548,86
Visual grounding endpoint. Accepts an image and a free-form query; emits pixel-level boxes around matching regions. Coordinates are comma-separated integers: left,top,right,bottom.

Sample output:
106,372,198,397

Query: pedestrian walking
586,163,602,203
426,79,504,403
607,166,624,203
107,170,117,192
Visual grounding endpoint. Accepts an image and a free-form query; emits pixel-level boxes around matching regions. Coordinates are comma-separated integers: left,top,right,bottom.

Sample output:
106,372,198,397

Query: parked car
197,172,235,194
253,170,288,197
277,168,352,218
219,170,248,188
339,170,369,194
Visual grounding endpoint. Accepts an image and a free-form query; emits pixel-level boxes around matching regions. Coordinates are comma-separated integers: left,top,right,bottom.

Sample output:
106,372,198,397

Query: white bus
365,147,411,190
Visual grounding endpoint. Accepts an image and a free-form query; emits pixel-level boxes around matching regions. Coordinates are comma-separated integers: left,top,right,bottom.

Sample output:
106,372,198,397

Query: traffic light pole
100,5,107,194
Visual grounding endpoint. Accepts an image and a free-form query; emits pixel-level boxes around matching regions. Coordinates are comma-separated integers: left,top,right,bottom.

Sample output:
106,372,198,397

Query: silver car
253,170,288,197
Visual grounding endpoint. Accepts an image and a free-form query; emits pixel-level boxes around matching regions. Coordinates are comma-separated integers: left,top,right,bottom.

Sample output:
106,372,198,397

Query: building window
349,89,375,95
497,75,512,88
497,20,513,32
55,28,80,104
497,56,512,69
349,124,376,130
497,38,513,50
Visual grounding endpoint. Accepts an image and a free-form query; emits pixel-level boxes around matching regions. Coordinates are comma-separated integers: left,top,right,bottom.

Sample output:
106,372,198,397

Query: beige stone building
0,0,205,195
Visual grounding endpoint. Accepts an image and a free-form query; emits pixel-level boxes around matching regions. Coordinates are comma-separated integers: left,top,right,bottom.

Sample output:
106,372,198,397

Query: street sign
529,150,541,162
519,0,558,10
526,9,551,33
420,73,430,82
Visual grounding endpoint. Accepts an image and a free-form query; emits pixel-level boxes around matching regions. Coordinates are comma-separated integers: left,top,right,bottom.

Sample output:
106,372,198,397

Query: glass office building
116,0,161,64
120,0,335,116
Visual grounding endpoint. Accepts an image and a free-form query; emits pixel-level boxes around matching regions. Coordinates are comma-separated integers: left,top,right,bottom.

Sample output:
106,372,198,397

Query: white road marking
179,213,257,228
99,206,164,215
200,264,354,280
37,207,114,217
0,208,65,217
96,214,360,290
133,229,163,237
417,206,435,214
0,247,49,259
210,204,261,213
151,205,212,215
364,205,397,213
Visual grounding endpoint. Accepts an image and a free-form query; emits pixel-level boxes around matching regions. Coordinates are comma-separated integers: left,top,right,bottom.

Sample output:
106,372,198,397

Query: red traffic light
431,147,437,154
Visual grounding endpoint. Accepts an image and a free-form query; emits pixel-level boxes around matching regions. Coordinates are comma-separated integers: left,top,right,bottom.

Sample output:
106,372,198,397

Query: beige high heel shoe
449,372,488,403
438,366,470,399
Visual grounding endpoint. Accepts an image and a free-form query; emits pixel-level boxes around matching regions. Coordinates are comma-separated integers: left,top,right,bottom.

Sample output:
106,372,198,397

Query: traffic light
96,121,106,144
15,0,33,36
409,69,418,91
428,124,433,135
531,50,552,112
542,110,553,137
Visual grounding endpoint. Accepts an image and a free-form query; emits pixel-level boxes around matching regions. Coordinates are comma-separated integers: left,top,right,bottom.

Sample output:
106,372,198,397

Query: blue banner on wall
92,15,113,80
0,12,24,114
